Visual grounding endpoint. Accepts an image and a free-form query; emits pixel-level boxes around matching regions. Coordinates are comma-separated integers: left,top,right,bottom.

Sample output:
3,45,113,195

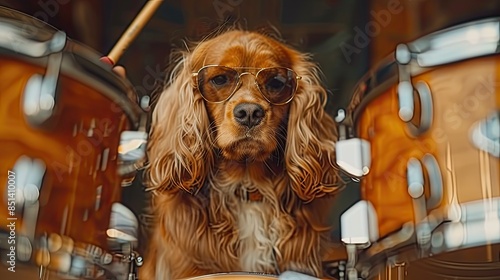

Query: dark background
1,0,499,243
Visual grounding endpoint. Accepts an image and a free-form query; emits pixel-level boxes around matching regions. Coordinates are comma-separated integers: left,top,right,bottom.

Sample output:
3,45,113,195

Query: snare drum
181,271,325,280
0,7,146,279
337,18,500,279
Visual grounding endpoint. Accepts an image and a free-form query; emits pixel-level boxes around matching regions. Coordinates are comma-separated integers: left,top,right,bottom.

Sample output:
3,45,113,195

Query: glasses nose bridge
237,71,257,80
236,71,259,88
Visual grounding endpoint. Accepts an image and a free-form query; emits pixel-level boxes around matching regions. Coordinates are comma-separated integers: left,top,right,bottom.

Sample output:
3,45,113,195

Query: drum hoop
346,54,397,132
347,17,500,132
1,47,143,129
359,231,500,279
0,6,144,130
407,17,500,55
182,272,279,279
0,5,59,34
351,79,396,130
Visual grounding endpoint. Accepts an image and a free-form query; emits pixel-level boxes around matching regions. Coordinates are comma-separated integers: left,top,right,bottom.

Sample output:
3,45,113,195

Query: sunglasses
192,65,301,105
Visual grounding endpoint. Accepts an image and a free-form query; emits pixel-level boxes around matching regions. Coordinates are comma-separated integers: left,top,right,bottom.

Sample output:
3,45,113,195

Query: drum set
0,4,498,280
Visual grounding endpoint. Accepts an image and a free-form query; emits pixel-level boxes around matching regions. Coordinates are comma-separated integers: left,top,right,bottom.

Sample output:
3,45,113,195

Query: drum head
406,244,500,279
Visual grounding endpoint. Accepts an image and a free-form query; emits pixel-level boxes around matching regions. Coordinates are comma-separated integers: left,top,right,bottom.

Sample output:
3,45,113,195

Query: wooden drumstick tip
100,56,115,66
106,0,163,64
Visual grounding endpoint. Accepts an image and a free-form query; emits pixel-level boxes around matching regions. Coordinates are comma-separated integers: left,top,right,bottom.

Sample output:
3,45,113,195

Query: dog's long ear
146,52,214,194
285,54,343,202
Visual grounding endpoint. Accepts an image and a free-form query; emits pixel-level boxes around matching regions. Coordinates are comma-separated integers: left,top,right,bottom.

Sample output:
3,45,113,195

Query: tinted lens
256,68,297,104
197,66,239,102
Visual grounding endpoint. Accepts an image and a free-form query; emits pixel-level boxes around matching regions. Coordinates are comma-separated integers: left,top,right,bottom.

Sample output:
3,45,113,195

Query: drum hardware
395,44,411,65
396,80,414,122
406,158,432,246
421,154,443,210
278,271,321,279
34,233,118,278
22,31,66,126
471,111,500,158
395,46,434,135
335,109,371,178
444,144,460,223
118,115,148,186
95,185,103,211
17,235,33,262
405,81,433,136
340,144,499,279
341,200,380,279
408,20,500,68
107,202,142,280
8,155,46,261
126,250,143,280
118,130,147,164
107,203,139,245
108,242,143,280
339,152,446,278
140,95,151,112
323,257,347,280
382,261,407,280
395,42,413,125
343,222,417,280
0,22,65,58
9,155,46,208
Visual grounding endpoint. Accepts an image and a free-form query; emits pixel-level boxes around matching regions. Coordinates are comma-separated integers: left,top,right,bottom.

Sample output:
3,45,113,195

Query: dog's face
192,31,299,162
148,28,340,200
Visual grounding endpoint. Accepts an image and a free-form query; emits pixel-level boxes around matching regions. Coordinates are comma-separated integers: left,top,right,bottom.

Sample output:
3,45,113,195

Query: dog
141,28,343,279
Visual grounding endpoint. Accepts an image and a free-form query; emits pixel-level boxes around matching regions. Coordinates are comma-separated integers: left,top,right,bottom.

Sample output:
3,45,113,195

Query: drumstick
100,0,163,65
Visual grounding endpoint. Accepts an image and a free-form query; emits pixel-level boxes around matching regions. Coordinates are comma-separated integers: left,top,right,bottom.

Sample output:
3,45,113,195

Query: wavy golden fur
141,28,343,279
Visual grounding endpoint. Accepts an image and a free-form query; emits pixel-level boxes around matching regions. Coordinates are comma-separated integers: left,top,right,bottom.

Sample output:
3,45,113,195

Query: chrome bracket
22,31,66,126
335,108,371,179
395,44,434,135
9,156,46,260
118,112,149,183
336,138,371,177
107,203,143,280
395,44,414,122
407,158,431,246
341,200,379,246
471,111,500,157
118,130,148,180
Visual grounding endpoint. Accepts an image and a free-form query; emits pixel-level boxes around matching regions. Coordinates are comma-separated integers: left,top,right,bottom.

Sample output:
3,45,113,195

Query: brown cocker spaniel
141,28,343,279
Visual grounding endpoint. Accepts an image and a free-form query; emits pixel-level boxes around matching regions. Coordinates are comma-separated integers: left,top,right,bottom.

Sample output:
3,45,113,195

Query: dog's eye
265,76,286,92
211,75,229,86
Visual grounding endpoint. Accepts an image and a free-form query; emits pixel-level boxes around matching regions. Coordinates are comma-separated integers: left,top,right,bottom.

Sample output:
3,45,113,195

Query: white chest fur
237,201,278,272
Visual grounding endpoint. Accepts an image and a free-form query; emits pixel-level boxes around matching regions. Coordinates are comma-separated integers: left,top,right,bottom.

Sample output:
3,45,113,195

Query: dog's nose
233,103,265,128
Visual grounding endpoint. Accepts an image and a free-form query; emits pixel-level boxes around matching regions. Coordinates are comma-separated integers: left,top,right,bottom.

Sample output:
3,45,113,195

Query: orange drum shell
357,55,500,238
0,57,131,250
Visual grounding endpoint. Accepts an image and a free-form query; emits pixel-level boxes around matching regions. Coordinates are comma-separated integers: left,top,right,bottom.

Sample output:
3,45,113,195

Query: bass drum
337,18,500,279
